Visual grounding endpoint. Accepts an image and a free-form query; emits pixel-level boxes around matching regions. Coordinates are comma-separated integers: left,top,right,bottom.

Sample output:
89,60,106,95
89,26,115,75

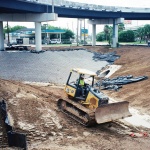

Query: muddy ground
0,46,150,150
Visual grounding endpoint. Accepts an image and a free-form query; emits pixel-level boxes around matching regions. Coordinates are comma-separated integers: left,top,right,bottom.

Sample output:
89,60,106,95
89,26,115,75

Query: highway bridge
1,0,150,19
0,0,150,50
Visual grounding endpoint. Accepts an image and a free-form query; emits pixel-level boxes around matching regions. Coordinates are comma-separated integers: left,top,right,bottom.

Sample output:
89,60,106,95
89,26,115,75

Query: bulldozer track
57,99,96,126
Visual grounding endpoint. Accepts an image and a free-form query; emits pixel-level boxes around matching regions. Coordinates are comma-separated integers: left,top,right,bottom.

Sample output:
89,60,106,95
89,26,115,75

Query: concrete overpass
0,0,150,50
1,0,150,19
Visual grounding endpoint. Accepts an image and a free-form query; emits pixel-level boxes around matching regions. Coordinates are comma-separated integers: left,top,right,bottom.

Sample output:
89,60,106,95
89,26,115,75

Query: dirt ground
0,46,150,150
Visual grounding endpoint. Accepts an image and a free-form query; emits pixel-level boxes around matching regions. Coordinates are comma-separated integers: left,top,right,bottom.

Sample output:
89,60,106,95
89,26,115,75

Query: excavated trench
0,49,118,149
0,49,110,84
1,48,149,149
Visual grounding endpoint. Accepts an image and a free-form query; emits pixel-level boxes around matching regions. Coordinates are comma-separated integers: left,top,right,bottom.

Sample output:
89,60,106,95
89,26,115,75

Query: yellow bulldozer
57,68,131,126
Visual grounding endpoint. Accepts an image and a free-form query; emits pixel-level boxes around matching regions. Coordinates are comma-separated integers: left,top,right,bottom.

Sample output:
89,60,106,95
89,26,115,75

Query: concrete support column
92,24,96,46
115,22,118,43
112,19,116,47
112,19,118,48
35,22,41,51
0,21,4,51
112,18,122,47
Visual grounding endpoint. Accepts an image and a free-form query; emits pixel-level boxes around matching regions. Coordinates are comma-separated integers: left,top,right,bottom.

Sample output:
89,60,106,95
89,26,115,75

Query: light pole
7,21,10,46
43,24,48,44
84,19,86,45
77,19,79,46
80,19,82,42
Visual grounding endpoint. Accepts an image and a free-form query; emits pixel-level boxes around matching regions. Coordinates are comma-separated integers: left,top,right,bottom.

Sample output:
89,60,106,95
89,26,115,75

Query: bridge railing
22,0,63,5
21,0,150,13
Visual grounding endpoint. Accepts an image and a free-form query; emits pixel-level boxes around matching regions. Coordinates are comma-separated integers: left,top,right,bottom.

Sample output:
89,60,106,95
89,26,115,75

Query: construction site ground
0,45,150,150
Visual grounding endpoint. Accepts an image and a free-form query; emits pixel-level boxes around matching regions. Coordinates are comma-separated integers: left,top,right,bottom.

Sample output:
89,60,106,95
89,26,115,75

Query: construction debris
96,75,148,91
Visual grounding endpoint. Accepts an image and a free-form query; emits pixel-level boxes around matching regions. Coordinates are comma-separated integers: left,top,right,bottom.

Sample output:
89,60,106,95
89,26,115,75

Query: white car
50,39,61,44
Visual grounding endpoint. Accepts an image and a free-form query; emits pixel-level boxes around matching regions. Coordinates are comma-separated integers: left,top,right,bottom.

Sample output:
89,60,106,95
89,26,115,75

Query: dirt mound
100,46,150,115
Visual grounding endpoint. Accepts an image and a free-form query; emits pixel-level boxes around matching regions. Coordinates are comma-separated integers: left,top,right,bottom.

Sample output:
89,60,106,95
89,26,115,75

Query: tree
61,29,74,39
118,30,135,42
136,27,145,43
10,25,27,32
103,25,113,44
134,24,150,43
3,24,11,34
144,24,150,42
96,32,105,41
104,25,110,42
118,23,125,32
41,25,61,30
3,25,27,33
96,25,113,44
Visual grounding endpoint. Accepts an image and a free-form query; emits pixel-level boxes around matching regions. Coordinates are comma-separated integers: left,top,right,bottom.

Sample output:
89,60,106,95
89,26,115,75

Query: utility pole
84,19,86,45
80,19,82,43
7,21,10,46
77,19,79,46
43,24,48,44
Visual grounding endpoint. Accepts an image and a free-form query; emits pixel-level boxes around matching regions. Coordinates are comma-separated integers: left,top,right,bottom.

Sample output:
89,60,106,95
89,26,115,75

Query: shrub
119,30,135,42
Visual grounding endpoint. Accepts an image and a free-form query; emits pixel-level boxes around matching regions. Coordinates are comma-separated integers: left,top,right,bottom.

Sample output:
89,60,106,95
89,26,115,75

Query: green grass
132,41,147,44
44,41,148,47
45,43,78,47
119,41,147,44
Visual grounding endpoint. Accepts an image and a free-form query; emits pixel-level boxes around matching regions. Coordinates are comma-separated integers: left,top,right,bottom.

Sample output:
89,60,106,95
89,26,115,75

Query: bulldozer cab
65,68,97,100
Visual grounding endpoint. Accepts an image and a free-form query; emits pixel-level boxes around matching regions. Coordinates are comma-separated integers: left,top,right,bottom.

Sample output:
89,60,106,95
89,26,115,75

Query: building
5,28,66,45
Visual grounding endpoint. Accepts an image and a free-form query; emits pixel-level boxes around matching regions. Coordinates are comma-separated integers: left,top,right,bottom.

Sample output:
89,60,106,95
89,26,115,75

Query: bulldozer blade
95,101,131,124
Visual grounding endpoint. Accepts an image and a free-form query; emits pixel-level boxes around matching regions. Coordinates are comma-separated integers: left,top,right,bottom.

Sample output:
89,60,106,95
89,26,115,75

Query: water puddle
110,98,150,129
6,50,29,53
124,108,150,129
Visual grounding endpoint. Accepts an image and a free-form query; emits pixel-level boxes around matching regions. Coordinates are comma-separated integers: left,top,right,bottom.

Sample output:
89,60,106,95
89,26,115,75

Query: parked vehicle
7,40,17,46
49,39,61,44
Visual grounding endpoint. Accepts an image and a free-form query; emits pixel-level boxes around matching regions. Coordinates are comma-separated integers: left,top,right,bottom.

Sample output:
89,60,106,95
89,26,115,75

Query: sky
4,0,150,34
